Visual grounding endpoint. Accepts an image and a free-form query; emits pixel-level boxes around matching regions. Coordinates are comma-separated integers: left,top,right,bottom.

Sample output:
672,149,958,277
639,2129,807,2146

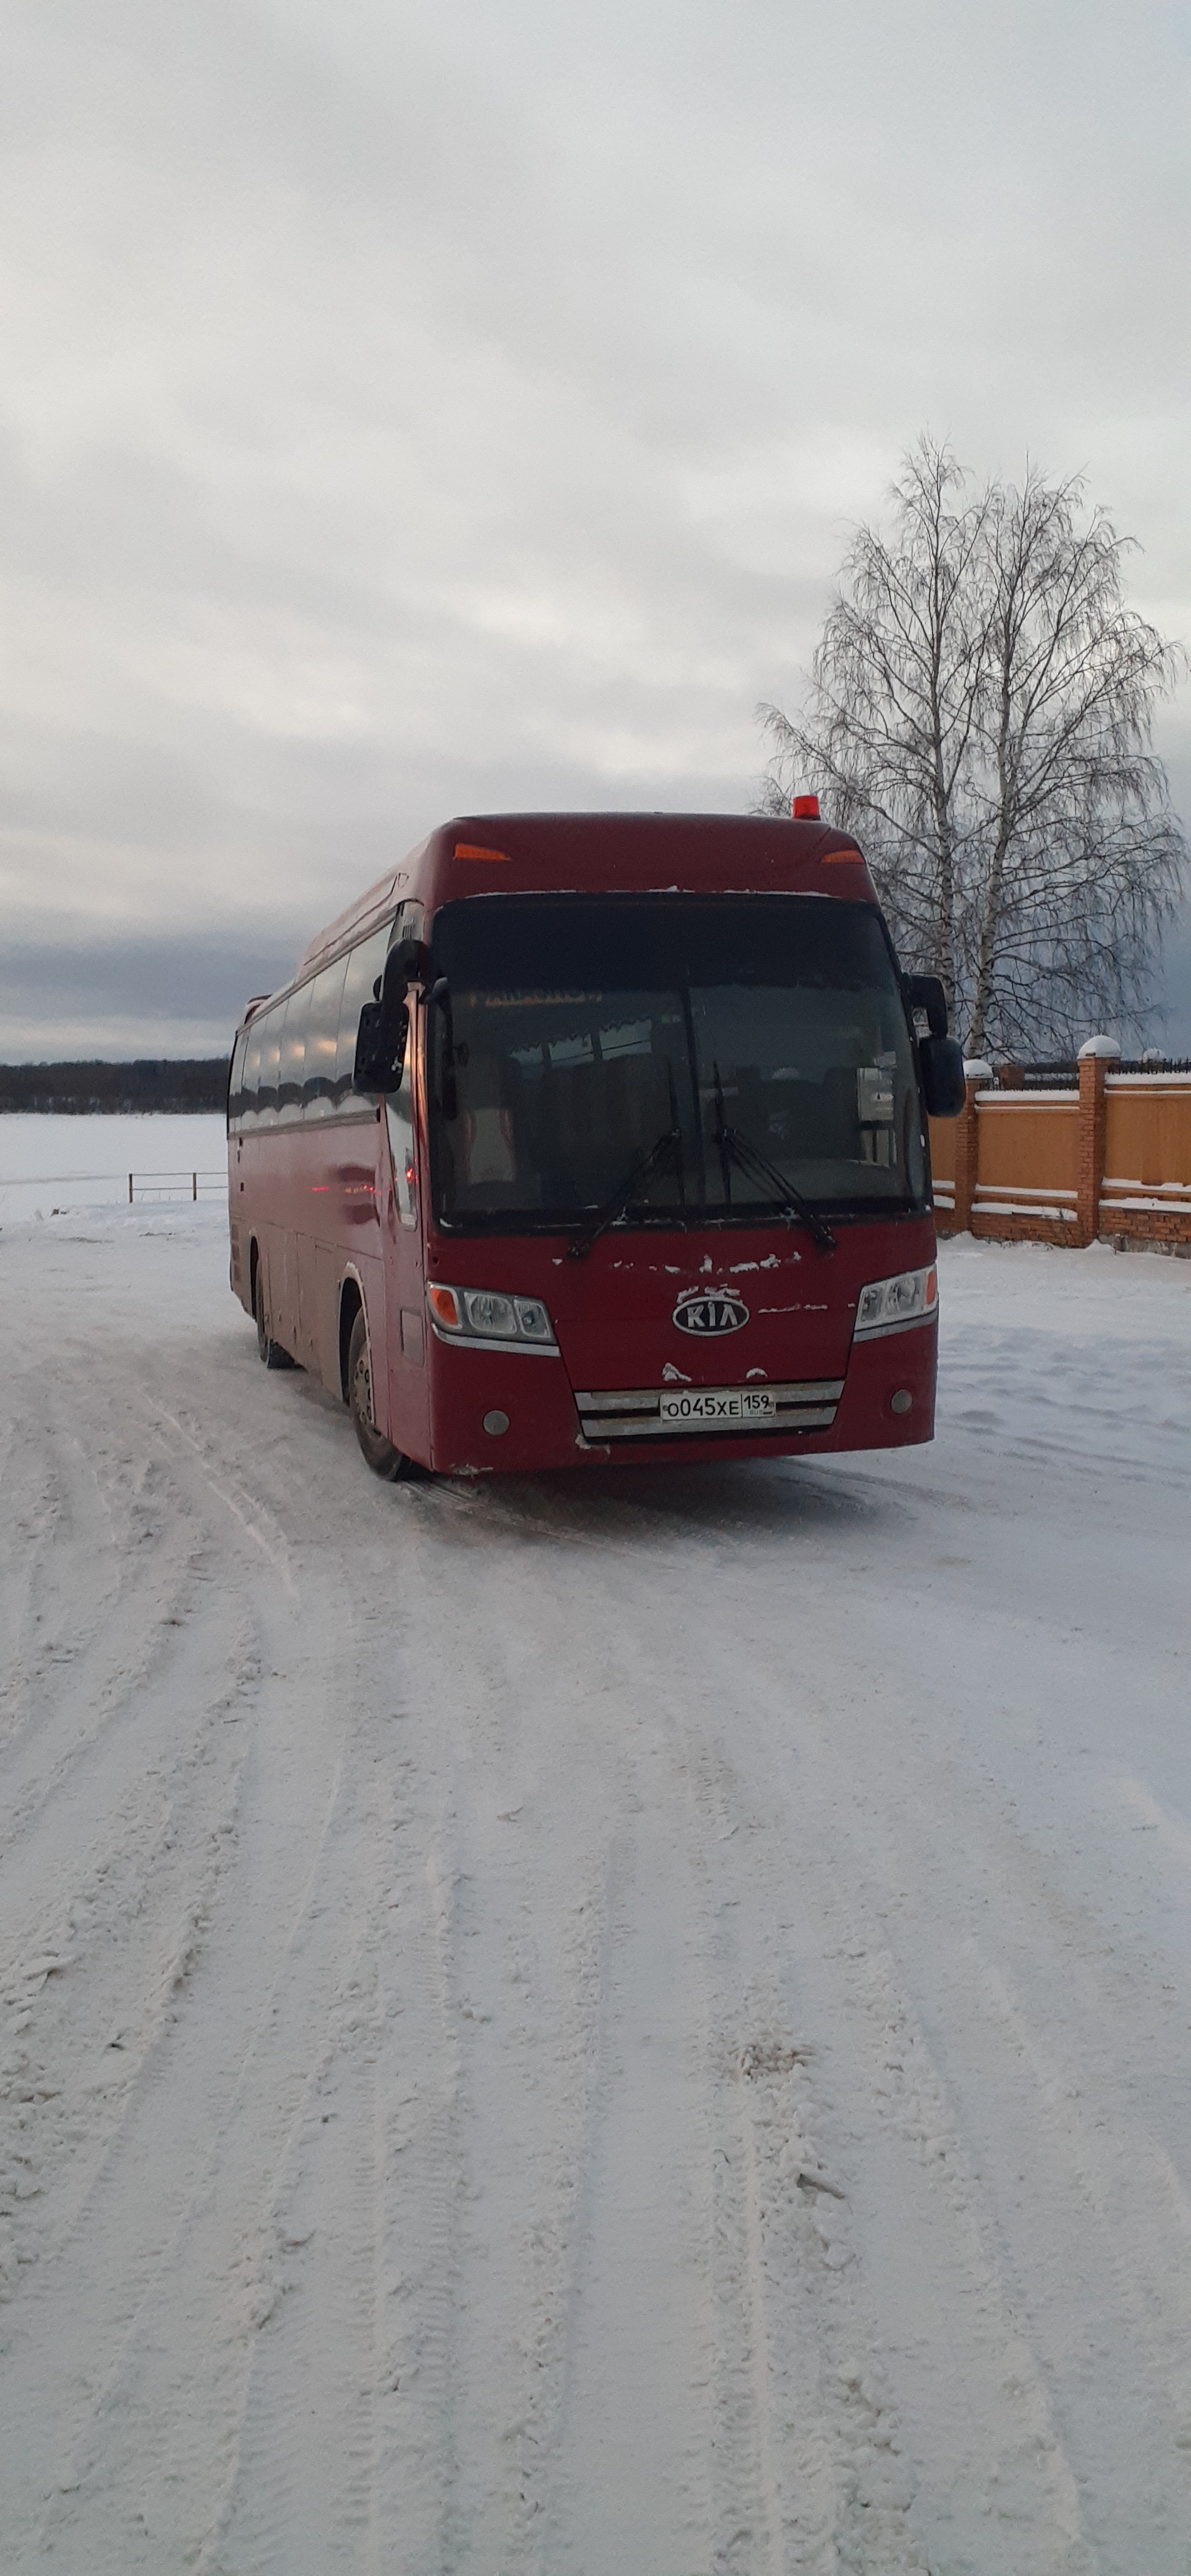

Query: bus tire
253,1264,295,1371
348,1307,412,1480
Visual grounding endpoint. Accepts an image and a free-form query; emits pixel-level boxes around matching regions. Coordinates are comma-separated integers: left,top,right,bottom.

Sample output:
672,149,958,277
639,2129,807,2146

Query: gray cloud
0,934,292,1059
1,0,1187,1055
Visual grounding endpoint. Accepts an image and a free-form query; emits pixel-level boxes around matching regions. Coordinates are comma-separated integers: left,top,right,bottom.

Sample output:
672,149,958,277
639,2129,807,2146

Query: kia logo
672,1288,749,1336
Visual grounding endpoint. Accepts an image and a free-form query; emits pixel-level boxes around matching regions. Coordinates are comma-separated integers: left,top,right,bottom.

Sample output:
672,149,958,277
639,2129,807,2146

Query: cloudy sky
2,0,1189,1059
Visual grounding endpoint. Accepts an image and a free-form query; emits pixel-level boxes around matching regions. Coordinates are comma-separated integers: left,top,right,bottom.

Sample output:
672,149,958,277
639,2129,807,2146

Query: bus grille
574,1378,845,1442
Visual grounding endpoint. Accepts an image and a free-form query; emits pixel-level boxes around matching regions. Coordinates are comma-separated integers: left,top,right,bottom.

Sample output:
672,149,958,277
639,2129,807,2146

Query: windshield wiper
567,1123,682,1261
712,1063,836,1252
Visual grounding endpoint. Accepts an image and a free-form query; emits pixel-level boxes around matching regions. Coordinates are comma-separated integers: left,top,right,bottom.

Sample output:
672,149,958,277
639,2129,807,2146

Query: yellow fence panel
1101,1078,1191,1242
929,1070,1191,1249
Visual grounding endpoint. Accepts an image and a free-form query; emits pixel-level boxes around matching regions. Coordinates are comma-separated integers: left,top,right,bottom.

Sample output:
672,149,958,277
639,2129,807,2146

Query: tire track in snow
655,1564,1098,2574
2,1221,1190,2570
25,1651,365,2571
449,1523,717,2576
0,1360,264,2328
537,1802,715,2575
654,1693,923,2575
0,1379,213,1863
399,1475,926,2572
194,1788,402,2576
694,1569,1191,2572
372,1519,639,2576
0,1593,258,2298
0,1329,368,2564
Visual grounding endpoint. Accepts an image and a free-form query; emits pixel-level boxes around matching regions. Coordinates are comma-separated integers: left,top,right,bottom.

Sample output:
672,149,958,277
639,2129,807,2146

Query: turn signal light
427,1283,461,1328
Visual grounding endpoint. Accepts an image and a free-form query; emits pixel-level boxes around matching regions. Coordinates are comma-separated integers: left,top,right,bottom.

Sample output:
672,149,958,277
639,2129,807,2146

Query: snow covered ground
1,1188,1189,2574
0,1112,227,1224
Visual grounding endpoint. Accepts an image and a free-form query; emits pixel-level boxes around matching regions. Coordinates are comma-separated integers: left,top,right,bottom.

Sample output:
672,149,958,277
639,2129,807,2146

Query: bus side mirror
391,935,431,985
352,937,433,1095
920,1035,966,1118
353,950,412,1096
353,997,408,1095
904,973,949,1038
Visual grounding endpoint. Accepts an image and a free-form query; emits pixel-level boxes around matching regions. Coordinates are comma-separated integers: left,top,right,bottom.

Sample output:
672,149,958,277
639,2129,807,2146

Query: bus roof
289,811,874,990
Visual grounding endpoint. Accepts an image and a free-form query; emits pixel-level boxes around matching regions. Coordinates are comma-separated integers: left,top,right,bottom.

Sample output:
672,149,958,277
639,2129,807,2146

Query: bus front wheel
348,1307,414,1481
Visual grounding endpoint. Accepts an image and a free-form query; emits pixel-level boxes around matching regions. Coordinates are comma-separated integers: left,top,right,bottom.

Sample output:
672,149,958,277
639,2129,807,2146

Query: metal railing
994,1058,1191,1090
127,1170,224,1202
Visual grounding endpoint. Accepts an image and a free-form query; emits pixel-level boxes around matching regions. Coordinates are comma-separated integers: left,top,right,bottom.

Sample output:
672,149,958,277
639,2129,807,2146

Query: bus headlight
853,1264,938,1339
427,1282,559,1350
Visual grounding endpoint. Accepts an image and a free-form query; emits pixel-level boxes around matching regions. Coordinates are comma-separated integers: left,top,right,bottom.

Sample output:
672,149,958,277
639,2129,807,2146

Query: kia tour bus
227,811,964,1478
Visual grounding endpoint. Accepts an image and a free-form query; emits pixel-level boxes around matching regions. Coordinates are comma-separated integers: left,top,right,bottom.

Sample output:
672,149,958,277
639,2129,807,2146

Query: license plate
658,1385,777,1425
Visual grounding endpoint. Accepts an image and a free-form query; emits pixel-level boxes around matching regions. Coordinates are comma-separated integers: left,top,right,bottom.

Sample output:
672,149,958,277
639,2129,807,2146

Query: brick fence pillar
953,1076,984,1232
1076,1044,1114,1244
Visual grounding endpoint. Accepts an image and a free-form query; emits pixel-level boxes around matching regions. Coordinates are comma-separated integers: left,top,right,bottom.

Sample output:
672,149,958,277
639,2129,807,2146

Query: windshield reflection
429,897,925,1231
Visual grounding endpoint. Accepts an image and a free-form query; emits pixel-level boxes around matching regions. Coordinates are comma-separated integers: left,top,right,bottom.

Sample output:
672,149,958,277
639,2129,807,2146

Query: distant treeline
0,1060,231,1115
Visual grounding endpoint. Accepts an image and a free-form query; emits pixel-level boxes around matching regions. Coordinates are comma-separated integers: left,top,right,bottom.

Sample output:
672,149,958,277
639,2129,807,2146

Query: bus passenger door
382,1000,430,1462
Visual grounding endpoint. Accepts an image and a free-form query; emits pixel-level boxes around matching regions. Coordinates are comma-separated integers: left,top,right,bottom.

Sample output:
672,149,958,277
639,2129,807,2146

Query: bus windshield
428,895,926,1232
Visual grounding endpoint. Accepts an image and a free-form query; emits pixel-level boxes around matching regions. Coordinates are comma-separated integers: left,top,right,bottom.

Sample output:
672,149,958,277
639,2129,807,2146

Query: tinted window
303,956,349,1118
257,1005,283,1121
240,1015,266,1126
334,922,395,1107
429,895,924,1230
228,1029,248,1129
278,984,310,1122
384,1035,417,1223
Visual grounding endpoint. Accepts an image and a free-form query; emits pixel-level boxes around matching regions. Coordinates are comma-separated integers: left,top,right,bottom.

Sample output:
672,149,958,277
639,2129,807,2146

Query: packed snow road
0,1201,1189,2575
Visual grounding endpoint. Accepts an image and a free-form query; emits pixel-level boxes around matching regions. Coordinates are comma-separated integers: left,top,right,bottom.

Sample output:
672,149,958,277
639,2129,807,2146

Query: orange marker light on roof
455,842,512,862
792,794,820,819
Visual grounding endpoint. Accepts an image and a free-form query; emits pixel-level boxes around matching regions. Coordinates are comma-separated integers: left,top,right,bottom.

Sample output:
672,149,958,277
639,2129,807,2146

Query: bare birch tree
760,441,1187,1053
760,441,989,1023
966,469,1185,1051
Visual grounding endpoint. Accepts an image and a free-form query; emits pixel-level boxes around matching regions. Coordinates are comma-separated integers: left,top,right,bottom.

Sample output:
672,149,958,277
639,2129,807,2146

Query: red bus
227,811,964,1479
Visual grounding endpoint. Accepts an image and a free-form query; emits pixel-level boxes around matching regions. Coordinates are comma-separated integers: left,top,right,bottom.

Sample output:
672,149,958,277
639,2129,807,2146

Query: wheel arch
337,1266,367,1403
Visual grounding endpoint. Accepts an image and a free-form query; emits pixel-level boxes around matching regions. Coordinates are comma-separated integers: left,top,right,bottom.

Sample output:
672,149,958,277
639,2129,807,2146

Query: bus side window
228,1030,248,1130
240,1018,265,1126
385,1034,417,1222
303,957,349,1118
257,1006,283,1122
278,984,311,1123
333,921,395,1109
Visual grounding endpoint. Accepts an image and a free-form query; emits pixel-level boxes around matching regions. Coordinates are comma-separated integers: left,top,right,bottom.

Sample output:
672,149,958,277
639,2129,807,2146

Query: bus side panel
311,1241,348,1396
293,1120,338,1383
228,1143,251,1312
272,1106,381,1392
242,1131,304,1361
274,1194,302,1355
383,1232,432,1463
328,1111,389,1425
381,1013,432,1466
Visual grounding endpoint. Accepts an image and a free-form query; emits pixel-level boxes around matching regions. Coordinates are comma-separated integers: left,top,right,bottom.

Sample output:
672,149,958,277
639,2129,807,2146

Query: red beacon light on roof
792,793,820,819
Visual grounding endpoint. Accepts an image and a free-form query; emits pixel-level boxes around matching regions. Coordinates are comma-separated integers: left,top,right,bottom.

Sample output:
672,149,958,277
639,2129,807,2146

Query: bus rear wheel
253,1266,295,1370
348,1307,414,1481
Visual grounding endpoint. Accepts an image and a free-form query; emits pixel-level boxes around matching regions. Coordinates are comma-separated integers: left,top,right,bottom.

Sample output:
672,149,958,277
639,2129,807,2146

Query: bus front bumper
426,1319,937,1474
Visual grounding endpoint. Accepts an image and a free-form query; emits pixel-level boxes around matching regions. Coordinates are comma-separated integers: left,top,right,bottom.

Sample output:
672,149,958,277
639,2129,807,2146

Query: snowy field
1,1192,1189,2576
0,1111,227,1223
